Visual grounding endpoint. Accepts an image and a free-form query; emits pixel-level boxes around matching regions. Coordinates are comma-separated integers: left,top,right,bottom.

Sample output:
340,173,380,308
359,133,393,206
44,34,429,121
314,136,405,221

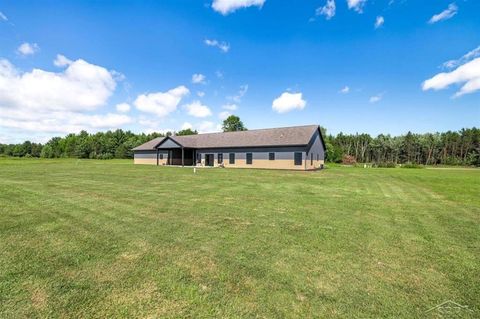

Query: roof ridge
175,124,318,138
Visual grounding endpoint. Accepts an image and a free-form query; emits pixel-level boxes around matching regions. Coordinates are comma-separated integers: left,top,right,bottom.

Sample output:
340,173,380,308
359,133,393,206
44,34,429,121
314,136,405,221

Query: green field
0,159,478,318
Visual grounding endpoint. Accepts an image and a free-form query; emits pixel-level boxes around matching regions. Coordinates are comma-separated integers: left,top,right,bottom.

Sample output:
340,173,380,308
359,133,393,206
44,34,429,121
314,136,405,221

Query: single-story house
132,124,326,170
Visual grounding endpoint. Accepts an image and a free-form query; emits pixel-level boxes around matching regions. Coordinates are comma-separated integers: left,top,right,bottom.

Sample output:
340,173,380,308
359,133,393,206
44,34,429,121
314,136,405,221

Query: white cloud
197,91,205,97
339,86,350,94
347,0,367,13
222,103,238,111
0,108,131,134
316,0,336,20
17,42,39,56
442,46,480,70
53,54,73,67
204,39,230,53
230,84,248,103
215,70,224,79
429,3,458,24
0,11,7,21
196,121,222,133
0,56,116,112
218,111,231,120
369,93,383,103
272,92,306,113
423,57,480,98
192,73,206,84
184,100,212,118
0,56,131,137
181,122,193,130
134,86,189,117
375,16,384,29
212,0,265,15
116,103,131,113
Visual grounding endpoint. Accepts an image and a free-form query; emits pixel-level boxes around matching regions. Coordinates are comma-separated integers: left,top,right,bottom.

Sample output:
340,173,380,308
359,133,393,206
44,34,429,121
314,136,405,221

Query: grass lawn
0,158,478,318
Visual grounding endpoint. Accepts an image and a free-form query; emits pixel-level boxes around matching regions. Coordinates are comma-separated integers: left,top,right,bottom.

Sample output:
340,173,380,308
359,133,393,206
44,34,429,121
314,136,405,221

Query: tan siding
220,159,307,170
134,158,157,165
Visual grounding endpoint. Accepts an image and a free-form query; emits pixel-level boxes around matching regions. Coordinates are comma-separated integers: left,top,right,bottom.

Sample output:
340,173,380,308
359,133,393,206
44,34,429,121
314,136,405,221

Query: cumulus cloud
347,0,367,13
212,0,265,15
17,42,39,56
116,103,131,113
369,93,383,103
272,92,306,113
181,122,193,130
222,103,238,111
0,111,131,134
53,54,72,67
375,16,384,29
429,3,458,24
197,91,205,97
192,73,206,84
218,111,231,120
423,57,480,98
0,56,130,137
0,12,7,21
339,86,350,94
315,0,336,20
204,39,230,53
134,86,189,117
0,56,116,112
442,46,480,70
196,121,222,133
184,100,212,118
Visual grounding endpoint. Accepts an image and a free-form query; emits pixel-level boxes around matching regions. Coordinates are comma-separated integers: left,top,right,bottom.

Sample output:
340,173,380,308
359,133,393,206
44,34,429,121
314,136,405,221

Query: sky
0,0,479,143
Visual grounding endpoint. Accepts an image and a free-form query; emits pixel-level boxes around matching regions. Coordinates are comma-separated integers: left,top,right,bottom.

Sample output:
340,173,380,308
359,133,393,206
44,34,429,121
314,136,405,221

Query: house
132,124,326,170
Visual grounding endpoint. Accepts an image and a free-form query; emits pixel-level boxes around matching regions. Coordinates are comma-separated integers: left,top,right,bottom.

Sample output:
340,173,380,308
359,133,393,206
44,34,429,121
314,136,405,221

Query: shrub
376,162,396,168
342,155,357,165
96,153,113,160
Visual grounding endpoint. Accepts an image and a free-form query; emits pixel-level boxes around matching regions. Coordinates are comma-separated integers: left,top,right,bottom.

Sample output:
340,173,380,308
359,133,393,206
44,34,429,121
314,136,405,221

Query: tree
176,128,198,136
222,115,247,132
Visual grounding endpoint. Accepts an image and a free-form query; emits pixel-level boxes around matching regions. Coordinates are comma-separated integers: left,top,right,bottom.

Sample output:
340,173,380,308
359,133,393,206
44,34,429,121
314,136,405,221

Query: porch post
181,147,184,167
156,148,159,166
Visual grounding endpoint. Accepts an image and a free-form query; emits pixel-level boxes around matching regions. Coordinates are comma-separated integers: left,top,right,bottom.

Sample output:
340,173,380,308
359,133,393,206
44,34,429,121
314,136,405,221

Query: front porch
160,148,196,166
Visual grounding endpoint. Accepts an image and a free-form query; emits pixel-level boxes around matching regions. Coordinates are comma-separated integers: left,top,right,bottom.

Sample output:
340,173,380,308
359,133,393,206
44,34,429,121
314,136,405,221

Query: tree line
1,125,479,166
323,127,480,166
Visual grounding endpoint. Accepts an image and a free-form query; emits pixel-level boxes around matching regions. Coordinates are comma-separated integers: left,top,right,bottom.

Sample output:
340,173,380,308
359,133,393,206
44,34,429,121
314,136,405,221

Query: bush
401,162,424,169
96,153,113,160
342,155,357,165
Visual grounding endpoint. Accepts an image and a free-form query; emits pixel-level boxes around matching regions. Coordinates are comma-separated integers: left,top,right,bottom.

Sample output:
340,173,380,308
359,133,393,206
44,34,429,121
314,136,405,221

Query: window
197,153,201,164
218,153,223,164
159,154,163,160
294,152,302,166
229,153,235,164
269,152,275,160
311,153,313,165
246,153,253,164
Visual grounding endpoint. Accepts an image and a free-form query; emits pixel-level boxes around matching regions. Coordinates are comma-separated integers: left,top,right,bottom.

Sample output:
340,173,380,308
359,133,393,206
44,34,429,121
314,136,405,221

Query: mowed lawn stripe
0,159,478,318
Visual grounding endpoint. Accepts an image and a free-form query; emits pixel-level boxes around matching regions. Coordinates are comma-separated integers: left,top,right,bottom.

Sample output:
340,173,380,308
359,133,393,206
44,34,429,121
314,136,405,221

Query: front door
205,154,214,166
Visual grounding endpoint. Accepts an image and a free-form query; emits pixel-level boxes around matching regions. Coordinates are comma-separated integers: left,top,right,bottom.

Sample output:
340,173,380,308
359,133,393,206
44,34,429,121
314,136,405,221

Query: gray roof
132,137,166,151
132,124,321,151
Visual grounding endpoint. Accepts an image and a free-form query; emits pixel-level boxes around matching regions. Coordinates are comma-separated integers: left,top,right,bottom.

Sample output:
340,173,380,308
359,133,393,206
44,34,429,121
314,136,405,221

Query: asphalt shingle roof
132,125,320,151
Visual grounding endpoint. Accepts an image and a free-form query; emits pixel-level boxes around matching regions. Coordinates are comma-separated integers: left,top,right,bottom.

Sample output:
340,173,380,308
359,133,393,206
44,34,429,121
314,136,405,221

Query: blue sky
0,0,479,143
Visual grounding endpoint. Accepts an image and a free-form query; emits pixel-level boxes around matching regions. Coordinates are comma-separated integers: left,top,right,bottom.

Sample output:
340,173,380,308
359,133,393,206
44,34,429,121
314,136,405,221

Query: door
205,154,214,166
